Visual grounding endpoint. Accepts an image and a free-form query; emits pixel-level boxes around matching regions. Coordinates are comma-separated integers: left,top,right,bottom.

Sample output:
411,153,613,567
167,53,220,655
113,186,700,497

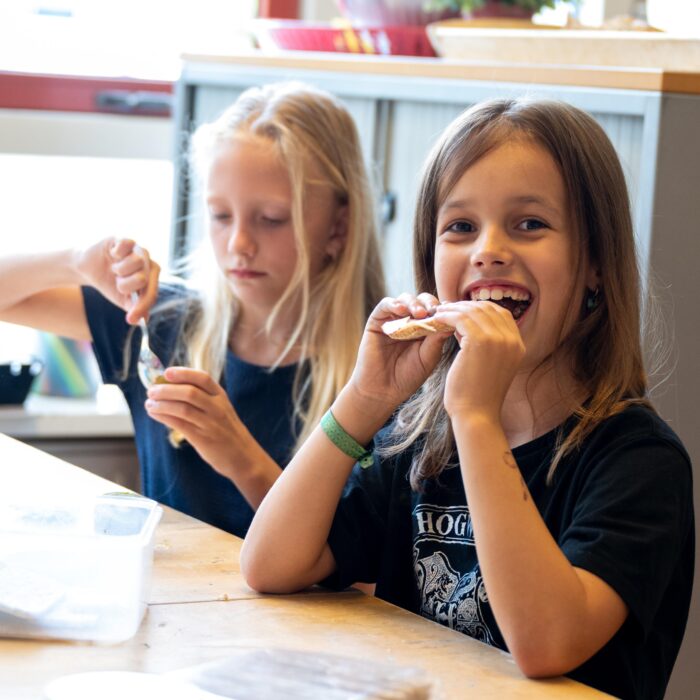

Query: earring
586,287,601,311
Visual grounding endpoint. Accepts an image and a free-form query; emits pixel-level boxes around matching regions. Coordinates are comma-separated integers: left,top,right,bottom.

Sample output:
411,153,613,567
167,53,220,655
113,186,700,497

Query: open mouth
469,286,532,320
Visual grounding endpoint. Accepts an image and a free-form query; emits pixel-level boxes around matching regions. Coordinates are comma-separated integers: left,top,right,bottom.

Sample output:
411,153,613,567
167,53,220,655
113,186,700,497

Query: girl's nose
229,223,256,258
470,225,511,268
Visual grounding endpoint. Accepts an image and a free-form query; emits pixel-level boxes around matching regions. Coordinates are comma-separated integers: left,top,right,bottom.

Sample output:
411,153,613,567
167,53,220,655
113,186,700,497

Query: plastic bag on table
166,647,434,699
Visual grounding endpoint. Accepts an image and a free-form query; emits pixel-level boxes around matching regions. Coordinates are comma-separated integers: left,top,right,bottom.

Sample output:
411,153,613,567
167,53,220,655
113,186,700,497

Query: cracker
381,316,452,340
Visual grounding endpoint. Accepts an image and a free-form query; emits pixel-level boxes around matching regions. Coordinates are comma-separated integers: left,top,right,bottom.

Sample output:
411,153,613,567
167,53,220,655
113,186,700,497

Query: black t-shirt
326,405,694,700
82,284,299,537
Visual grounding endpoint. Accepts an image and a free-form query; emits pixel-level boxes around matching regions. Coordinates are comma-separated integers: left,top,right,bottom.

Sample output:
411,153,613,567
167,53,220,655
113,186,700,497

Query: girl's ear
325,204,349,262
586,263,601,292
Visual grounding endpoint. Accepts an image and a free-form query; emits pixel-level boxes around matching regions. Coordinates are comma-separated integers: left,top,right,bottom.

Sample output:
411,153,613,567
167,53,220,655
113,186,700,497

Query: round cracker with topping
381,316,453,340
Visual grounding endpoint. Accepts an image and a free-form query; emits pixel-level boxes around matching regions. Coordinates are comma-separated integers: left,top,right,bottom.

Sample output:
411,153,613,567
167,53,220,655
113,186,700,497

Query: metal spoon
130,294,185,447
130,293,166,388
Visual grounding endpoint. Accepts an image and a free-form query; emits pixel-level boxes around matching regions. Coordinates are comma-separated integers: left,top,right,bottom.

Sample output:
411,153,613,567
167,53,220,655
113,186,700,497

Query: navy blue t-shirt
82,285,299,536
326,406,694,700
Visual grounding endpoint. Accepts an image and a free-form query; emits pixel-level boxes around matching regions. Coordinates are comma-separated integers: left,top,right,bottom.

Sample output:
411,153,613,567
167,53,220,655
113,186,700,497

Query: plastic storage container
0,494,162,643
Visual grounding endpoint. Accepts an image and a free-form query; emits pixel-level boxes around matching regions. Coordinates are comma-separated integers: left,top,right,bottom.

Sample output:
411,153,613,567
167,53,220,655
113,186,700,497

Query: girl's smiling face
434,138,593,372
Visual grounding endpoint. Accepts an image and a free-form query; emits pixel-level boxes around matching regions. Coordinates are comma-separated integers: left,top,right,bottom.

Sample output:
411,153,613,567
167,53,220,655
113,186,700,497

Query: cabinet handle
95,90,172,116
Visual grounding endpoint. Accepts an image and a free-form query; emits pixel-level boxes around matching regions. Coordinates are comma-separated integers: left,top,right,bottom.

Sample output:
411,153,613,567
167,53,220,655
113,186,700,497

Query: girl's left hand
144,366,249,476
437,301,525,422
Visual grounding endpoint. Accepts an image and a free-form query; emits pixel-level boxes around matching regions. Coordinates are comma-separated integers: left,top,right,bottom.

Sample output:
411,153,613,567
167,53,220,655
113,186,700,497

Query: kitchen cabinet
16,437,140,492
0,392,139,492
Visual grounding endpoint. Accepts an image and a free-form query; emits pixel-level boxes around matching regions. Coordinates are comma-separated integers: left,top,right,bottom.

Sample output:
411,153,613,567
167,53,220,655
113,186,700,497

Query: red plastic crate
252,20,438,57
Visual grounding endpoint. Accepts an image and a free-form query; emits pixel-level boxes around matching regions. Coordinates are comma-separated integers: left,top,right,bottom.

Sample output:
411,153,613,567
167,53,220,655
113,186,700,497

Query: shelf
0,385,132,439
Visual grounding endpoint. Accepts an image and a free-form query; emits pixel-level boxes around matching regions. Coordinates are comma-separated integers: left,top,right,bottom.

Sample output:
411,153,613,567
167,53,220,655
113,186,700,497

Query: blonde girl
241,97,693,700
0,81,385,537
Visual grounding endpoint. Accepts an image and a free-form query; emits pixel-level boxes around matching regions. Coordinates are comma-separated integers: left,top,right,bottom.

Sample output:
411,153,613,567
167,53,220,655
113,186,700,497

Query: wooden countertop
181,49,700,96
0,434,612,698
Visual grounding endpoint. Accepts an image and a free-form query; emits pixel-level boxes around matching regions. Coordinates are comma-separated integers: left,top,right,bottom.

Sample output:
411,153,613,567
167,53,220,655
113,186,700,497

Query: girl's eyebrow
507,194,561,215
438,195,561,216
437,198,474,214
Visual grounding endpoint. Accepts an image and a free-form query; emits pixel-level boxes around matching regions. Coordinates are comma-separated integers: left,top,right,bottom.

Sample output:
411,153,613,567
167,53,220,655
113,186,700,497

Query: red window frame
0,71,173,116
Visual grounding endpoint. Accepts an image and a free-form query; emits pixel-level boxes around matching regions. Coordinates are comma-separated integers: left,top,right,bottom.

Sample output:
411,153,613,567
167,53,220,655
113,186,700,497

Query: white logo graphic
413,504,495,645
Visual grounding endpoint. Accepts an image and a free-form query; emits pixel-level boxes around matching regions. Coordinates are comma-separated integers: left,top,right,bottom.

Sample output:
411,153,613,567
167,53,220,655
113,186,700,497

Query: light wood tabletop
0,434,612,698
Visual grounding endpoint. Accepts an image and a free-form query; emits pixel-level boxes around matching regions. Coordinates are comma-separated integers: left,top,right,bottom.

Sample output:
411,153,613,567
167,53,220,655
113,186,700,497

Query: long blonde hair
176,81,384,451
383,97,650,489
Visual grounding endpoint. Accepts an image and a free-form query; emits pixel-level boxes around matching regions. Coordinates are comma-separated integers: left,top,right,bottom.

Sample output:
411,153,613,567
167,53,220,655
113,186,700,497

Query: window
0,1,258,78
0,1,258,361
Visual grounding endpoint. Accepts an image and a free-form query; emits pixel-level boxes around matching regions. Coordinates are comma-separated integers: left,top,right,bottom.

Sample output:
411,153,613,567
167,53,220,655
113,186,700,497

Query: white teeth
469,286,531,302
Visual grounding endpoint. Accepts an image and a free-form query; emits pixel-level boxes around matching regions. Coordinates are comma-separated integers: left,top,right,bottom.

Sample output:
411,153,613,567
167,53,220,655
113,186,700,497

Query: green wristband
321,409,374,469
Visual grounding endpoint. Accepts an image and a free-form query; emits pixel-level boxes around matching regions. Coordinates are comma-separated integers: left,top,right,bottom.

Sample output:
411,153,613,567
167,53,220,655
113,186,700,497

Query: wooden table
0,434,611,698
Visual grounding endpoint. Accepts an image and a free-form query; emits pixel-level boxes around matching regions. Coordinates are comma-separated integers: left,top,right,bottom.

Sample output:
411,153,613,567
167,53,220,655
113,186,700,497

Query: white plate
44,671,222,700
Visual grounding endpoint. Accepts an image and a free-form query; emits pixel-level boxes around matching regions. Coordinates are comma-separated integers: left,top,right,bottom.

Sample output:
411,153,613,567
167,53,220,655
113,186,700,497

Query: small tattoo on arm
502,450,529,501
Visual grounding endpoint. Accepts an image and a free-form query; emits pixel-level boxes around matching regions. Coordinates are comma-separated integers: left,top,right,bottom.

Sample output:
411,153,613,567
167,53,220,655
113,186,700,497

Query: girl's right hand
77,237,160,324
347,293,452,414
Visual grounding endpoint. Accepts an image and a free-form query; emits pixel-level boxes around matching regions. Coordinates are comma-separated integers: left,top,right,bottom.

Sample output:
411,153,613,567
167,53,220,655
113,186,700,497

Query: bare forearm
240,423,355,592
240,385,392,593
0,250,93,339
0,250,83,312
453,415,624,675
216,436,283,511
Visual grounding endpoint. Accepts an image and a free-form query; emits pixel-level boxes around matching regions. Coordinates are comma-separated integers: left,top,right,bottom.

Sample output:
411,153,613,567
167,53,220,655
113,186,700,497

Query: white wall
647,0,700,35
300,0,338,22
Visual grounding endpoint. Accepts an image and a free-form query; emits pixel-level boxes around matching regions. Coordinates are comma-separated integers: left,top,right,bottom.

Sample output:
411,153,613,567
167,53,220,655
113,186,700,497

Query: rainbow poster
34,333,101,398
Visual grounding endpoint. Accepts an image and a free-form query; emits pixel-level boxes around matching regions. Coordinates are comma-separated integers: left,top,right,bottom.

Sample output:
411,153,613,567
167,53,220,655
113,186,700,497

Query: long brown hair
382,97,650,489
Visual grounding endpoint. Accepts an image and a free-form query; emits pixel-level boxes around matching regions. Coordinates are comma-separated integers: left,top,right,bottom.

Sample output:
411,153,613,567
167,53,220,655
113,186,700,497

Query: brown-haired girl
241,97,694,699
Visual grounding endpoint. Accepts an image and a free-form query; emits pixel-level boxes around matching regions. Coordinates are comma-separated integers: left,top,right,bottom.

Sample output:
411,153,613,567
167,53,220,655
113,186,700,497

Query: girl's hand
437,301,525,422
77,237,160,324
347,293,452,414
144,367,251,477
